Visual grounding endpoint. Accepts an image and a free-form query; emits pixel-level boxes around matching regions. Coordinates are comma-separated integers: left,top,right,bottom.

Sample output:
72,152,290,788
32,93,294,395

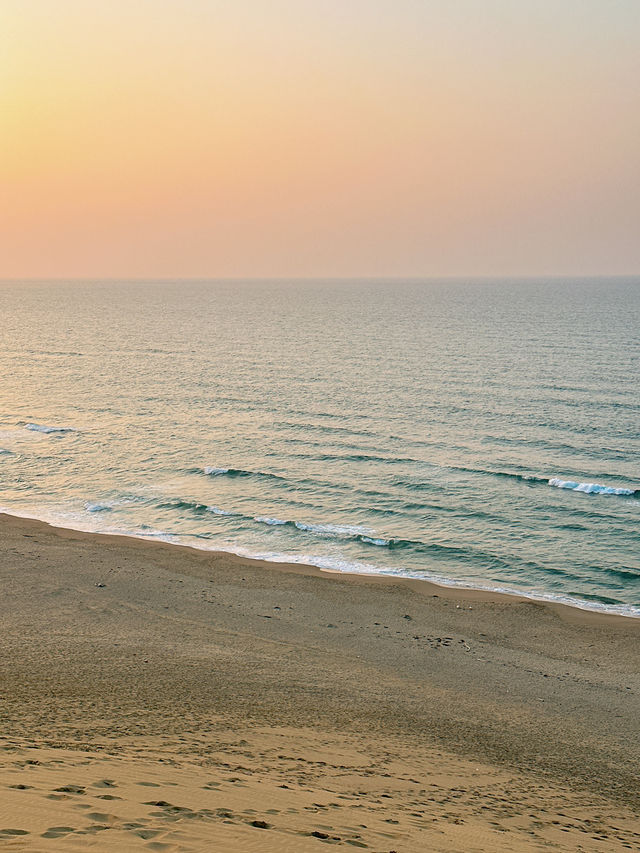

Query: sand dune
1,735,638,852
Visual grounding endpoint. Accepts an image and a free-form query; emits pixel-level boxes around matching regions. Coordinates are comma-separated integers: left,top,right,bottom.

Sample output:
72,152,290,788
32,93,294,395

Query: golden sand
1,513,638,851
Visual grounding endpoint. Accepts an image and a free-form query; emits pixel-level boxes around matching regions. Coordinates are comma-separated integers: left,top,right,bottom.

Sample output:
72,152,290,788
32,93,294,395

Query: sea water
0,278,638,615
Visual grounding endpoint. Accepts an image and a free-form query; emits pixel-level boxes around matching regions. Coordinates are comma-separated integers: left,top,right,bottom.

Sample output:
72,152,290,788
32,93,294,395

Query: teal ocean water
1,279,638,615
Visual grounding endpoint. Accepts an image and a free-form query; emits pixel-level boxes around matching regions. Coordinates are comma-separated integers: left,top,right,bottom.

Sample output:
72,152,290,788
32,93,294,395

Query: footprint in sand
86,812,119,823
41,826,75,838
308,830,342,841
92,779,117,788
131,828,162,839
143,800,199,821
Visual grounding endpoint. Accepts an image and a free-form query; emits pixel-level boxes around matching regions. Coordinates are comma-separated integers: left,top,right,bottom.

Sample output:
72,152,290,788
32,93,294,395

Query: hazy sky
2,0,639,278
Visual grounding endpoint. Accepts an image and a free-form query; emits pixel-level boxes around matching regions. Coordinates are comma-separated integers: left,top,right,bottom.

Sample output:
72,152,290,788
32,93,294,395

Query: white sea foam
203,466,230,475
361,536,390,546
133,526,177,540
85,502,113,513
206,505,234,516
549,477,636,496
0,504,638,619
250,516,382,540
294,521,373,536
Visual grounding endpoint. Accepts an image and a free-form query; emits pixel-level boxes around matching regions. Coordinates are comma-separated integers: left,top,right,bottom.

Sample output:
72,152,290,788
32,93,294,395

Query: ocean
1,278,638,615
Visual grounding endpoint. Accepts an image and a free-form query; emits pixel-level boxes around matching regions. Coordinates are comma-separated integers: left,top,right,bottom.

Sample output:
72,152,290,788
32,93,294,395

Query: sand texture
0,512,639,851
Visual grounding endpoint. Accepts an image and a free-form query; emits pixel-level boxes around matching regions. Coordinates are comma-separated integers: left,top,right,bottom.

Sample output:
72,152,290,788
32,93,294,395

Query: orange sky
1,0,639,277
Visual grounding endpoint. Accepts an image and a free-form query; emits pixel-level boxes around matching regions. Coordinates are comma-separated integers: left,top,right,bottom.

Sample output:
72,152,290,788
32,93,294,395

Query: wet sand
0,511,639,851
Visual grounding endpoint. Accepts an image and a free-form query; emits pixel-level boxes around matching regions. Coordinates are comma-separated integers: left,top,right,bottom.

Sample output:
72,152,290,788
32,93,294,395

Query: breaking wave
294,521,373,537
427,467,638,497
206,505,235,516
549,478,638,496
251,515,391,546
254,516,288,525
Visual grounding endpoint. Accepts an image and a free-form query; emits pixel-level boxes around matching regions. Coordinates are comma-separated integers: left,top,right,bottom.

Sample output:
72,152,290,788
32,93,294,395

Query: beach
0,511,638,852
4,0,640,845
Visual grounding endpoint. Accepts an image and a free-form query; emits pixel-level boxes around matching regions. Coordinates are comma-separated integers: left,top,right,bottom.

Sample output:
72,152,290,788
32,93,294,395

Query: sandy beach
0,511,639,852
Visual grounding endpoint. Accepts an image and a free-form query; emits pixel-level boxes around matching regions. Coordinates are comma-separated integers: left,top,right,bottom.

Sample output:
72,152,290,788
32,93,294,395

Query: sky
1,0,639,278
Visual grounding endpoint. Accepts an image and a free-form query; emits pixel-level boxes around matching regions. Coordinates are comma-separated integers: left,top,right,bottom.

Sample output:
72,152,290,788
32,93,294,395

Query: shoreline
1,508,638,625
1,508,639,850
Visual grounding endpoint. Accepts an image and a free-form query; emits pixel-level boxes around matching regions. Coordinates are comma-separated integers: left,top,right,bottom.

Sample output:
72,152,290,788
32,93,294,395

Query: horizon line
1,273,639,283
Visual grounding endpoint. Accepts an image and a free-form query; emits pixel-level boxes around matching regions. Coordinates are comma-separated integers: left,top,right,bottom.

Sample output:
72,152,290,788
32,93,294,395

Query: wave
598,565,640,582
425,466,639,498
162,499,384,542
0,448,15,456
252,515,392,546
132,526,177,540
294,521,373,537
272,419,380,440
255,516,288,525
388,468,546,493
158,498,236,517
361,536,391,546
160,496,531,557
449,467,547,484
549,478,638,496
25,423,76,434
484,470,545,483
158,498,393,547
35,350,84,357
200,466,287,483
83,495,150,515
315,452,420,465
206,505,235,516
85,502,113,513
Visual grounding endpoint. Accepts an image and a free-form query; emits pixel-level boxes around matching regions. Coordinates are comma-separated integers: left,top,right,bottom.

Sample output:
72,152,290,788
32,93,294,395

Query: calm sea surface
1,279,638,615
